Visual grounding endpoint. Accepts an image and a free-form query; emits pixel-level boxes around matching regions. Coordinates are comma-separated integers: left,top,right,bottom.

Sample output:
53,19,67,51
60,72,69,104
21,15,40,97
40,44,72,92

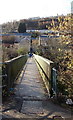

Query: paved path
2,57,72,119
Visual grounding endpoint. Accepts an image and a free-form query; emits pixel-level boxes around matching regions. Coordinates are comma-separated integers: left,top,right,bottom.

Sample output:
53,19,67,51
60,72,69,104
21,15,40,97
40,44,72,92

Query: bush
17,47,28,55
18,22,26,33
2,36,16,44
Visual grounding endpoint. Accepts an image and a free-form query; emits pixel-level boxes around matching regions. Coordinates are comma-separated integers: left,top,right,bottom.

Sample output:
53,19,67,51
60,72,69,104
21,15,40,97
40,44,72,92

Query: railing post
51,68,57,96
6,62,11,90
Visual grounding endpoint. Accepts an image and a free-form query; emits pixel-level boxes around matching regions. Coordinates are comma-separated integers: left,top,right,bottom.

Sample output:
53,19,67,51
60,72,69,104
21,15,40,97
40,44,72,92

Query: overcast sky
0,0,72,24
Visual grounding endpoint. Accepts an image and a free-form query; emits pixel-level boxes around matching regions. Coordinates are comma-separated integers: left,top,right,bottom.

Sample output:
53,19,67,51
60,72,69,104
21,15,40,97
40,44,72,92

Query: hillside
2,14,71,34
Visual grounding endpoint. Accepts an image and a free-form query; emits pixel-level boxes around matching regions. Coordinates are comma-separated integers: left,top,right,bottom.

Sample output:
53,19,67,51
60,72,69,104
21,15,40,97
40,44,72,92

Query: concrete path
2,57,73,119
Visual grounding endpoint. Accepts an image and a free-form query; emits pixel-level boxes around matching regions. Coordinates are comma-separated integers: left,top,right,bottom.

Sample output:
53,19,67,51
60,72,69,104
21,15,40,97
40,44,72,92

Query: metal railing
1,55,28,94
33,54,54,96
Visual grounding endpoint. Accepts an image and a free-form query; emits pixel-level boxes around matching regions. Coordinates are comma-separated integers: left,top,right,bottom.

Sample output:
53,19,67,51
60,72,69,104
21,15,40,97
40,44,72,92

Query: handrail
5,55,25,63
2,55,28,92
33,54,53,95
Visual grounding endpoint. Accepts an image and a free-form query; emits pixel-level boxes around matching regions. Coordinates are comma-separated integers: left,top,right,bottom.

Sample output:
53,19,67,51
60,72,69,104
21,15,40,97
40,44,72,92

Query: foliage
31,32,40,38
57,80,68,95
2,47,18,62
18,22,26,33
17,47,28,55
2,36,16,45
34,35,73,96
2,14,71,33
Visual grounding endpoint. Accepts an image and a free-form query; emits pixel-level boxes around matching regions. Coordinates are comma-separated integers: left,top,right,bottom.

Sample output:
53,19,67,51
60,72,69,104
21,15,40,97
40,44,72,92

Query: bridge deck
15,57,48,99
2,57,72,119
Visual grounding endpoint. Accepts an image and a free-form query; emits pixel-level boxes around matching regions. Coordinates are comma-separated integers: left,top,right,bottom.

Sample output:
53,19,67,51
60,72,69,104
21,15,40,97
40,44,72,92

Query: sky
0,0,72,24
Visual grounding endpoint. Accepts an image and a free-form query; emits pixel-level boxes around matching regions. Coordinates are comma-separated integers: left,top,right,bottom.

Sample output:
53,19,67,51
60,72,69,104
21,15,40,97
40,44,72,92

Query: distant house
38,35,49,46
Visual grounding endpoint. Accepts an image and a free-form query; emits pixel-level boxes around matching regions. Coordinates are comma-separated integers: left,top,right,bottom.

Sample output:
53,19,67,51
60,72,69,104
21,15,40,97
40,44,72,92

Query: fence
33,54,54,96
2,55,28,94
